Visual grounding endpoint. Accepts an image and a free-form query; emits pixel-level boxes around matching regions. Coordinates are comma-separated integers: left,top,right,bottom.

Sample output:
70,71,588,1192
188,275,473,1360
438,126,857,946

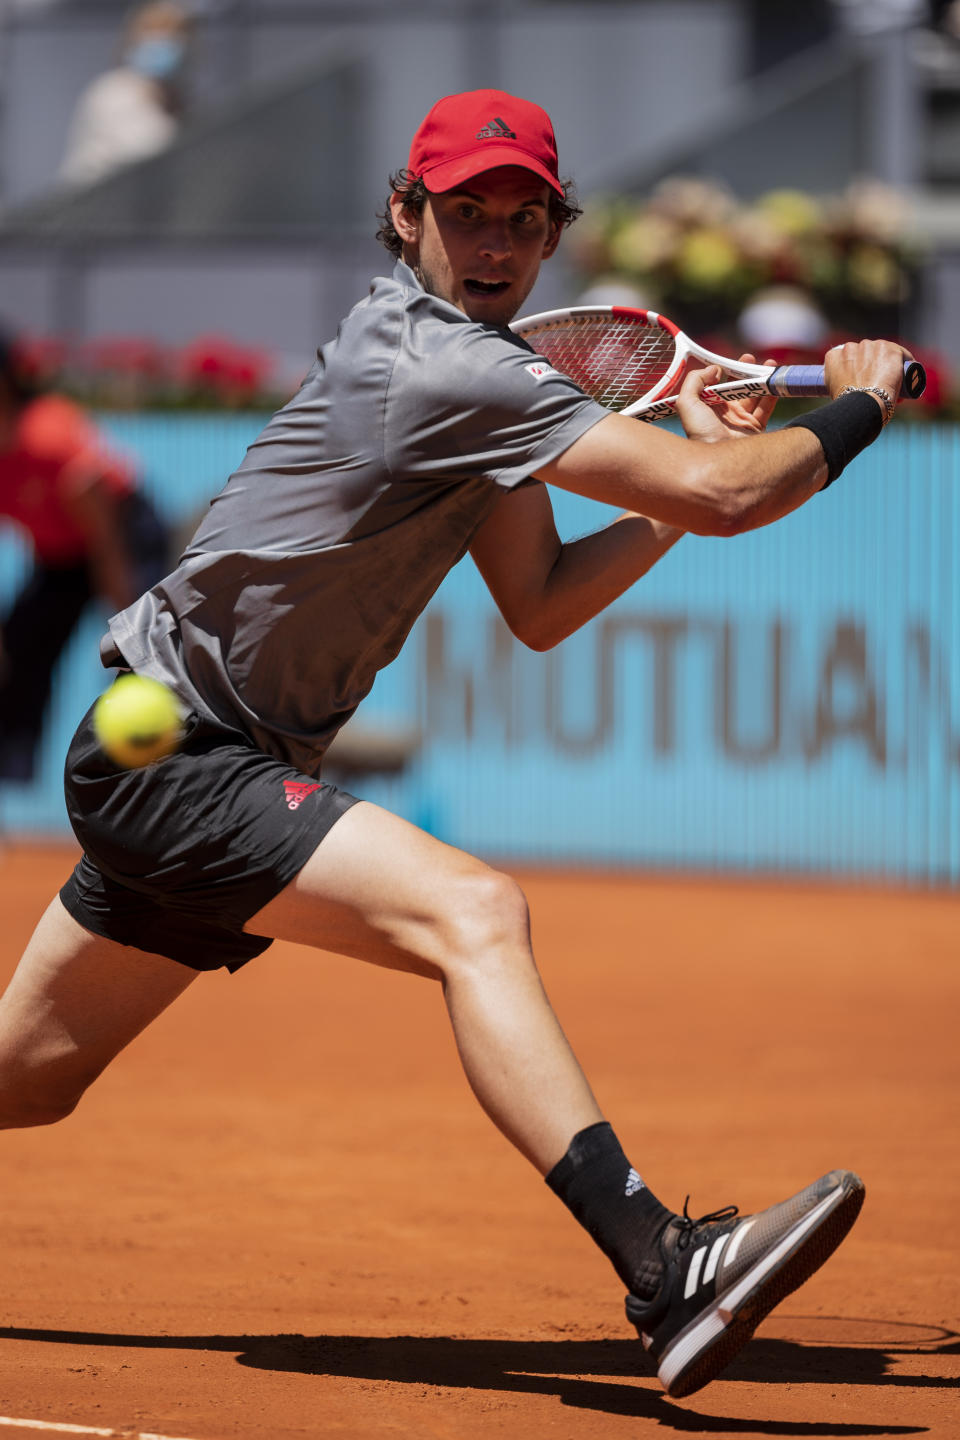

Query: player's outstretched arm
473,339,907,650
470,480,685,651
471,351,785,650
534,338,908,537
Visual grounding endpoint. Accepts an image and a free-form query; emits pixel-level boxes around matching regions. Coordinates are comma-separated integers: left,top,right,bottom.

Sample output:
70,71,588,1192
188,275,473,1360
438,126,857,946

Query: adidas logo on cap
477,116,517,139
406,91,563,197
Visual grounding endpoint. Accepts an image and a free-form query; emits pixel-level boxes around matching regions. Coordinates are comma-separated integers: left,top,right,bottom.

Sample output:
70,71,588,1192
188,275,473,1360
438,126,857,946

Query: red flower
178,335,272,404
10,334,68,386
83,336,166,377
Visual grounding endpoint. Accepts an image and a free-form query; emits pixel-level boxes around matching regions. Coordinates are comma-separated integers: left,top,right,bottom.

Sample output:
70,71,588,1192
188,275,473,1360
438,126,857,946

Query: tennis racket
510,306,926,422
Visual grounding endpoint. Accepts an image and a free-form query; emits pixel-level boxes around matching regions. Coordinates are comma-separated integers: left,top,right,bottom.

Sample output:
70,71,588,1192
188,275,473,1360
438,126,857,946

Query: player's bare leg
243,800,603,1175
0,898,197,1128
246,799,865,1398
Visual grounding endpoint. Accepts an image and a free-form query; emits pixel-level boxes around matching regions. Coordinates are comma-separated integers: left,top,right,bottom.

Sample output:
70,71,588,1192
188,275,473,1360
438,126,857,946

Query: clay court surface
0,843,956,1440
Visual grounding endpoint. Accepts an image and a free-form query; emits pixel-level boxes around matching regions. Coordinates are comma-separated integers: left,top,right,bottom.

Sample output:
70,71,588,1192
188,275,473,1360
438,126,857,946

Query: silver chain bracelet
836,385,895,426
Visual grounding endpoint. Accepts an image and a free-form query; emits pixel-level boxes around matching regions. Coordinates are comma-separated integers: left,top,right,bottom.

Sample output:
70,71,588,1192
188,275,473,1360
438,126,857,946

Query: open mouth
464,279,510,297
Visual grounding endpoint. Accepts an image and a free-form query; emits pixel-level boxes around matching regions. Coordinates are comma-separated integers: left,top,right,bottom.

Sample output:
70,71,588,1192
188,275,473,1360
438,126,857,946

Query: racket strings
519,317,679,409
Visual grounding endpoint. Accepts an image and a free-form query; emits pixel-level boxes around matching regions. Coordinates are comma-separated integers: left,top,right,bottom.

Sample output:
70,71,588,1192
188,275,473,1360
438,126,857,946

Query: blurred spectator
59,2,193,188
931,0,960,31
0,327,171,782
915,0,960,67
575,278,654,310
738,285,830,360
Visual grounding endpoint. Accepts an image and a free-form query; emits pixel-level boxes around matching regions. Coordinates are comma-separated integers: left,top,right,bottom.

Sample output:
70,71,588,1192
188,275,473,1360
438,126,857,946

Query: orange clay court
0,843,956,1440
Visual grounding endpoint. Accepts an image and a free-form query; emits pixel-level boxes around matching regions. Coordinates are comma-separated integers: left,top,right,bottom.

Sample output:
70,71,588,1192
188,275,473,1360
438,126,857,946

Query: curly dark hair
375,168,582,258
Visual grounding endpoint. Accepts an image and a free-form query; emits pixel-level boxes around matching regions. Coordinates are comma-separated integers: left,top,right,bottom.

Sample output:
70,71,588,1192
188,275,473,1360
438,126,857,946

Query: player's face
394,166,561,326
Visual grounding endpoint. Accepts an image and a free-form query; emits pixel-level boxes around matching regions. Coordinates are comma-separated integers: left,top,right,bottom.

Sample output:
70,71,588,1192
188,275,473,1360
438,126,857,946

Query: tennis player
0,90,909,1399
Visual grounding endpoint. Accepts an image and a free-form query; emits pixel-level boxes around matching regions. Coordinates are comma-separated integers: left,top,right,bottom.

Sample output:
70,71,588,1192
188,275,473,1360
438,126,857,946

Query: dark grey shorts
60,704,359,972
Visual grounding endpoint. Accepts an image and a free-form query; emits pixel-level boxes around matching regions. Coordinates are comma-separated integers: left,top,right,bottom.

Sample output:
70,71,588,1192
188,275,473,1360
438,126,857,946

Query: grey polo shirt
102,261,608,775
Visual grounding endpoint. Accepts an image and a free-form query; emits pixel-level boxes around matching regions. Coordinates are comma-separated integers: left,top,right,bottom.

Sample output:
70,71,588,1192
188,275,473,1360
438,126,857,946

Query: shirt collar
393,259,422,292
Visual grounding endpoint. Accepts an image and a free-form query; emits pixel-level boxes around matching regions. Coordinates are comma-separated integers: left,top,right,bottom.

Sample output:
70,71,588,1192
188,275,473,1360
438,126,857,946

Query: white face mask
126,35,186,80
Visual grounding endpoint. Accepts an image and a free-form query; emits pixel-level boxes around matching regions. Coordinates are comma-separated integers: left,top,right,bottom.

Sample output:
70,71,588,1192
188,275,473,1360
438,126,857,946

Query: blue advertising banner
2,416,957,884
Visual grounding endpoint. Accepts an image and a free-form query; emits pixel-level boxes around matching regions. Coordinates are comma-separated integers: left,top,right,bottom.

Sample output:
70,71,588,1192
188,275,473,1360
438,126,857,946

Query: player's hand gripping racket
510,306,926,422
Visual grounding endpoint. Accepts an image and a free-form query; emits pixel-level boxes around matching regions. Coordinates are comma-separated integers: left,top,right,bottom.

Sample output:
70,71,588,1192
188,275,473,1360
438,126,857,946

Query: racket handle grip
771,360,927,401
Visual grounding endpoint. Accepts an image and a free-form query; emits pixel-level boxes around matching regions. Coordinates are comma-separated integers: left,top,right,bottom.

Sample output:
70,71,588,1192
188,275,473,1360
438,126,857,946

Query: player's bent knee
438,865,531,970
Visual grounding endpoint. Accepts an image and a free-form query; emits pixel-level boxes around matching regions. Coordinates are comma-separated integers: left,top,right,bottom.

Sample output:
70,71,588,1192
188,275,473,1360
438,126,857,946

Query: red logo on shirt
524,361,558,381
283,779,322,811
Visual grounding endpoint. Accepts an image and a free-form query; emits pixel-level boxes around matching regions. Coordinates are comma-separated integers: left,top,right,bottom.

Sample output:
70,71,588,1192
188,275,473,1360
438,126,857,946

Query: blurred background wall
1,0,958,881
3,0,960,364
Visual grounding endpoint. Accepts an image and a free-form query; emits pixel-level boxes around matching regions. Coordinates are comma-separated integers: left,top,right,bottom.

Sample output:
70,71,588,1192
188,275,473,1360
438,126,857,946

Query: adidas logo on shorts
283,779,322,811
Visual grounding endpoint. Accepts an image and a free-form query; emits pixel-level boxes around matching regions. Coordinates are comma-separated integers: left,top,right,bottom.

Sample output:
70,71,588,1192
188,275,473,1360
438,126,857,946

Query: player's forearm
517,513,685,651
694,426,829,535
541,416,830,537
623,426,829,536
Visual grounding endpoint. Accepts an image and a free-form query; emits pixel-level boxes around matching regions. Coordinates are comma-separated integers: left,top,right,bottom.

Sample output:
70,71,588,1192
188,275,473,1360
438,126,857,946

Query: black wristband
784,391,885,490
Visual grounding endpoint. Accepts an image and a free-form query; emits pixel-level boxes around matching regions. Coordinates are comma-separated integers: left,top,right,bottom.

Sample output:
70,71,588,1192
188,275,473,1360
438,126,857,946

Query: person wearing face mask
59,2,192,188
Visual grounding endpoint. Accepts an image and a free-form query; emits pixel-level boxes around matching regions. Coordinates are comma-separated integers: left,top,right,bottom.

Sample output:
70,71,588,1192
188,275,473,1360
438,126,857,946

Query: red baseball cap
407,89,564,197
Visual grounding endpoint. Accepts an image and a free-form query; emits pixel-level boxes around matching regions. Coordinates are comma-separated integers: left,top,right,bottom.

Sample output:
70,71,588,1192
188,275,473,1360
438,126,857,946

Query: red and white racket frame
510,305,925,423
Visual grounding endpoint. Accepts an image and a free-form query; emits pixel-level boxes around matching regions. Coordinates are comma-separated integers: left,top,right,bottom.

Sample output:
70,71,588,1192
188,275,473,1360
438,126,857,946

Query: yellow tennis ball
93,673,184,769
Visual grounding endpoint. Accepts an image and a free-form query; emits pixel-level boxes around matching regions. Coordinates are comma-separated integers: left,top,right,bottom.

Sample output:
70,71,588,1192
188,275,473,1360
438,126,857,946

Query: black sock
545,1121,675,1300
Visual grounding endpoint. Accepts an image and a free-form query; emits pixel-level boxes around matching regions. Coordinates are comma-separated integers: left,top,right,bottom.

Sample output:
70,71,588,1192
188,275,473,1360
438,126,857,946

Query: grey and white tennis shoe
626,1169,865,1398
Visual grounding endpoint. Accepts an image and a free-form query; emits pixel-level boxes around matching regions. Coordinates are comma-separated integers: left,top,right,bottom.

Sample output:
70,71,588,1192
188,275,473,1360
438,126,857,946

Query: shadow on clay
0,1313,953,1433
